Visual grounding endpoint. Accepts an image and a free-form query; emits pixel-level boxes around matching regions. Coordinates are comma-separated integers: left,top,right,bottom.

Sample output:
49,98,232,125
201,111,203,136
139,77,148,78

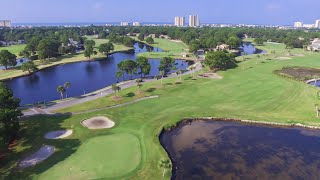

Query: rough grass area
274,66,320,81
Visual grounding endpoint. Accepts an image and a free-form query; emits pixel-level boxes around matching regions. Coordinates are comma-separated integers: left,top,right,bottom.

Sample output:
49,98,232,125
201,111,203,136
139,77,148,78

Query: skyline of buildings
294,19,320,29
0,20,11,27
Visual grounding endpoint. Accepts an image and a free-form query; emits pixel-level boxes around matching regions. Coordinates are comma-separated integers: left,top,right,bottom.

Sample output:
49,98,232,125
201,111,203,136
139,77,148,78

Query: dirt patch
198,73,222,79
274,67,320,81
17,145,55,169
170,40,182,43
81,116,115,129
44,130,73,139
292,54,304,57
276,57,292,60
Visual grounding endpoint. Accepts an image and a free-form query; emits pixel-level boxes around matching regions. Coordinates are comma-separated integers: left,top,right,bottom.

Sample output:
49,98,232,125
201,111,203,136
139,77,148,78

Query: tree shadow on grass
125,92,135,98
2,113,82,179
145,88,156,93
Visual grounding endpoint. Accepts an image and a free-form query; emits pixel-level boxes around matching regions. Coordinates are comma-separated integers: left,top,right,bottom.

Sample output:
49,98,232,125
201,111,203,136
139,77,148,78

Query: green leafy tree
98,42,114,55
84,40,97,59
118,60,137,79
203,51,236,71
136,56,151,77
0,82,22,146
146,37,154,44
253,38,264,46
0,50,17,70
37,39,59,60
19,49,31,59
21,61,38,74
160,70,165,85
159,57,175,75
116,71,124,81
98,31,108,39
138,33,145,41
227,36,242,49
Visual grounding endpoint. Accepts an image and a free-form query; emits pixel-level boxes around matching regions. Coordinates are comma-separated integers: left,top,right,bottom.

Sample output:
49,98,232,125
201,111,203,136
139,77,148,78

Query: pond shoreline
159,117,320,179
0,49,133,81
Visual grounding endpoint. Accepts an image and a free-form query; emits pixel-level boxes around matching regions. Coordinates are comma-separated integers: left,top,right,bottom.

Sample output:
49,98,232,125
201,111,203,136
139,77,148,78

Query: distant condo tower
189,15,199,27
316,20,320,28
174,16,185,27
133,22,141,26
0,20,11,27
294,21,303,28
120,22,130,26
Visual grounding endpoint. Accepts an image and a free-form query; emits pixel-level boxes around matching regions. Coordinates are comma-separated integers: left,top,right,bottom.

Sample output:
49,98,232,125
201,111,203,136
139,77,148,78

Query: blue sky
0,0,319,25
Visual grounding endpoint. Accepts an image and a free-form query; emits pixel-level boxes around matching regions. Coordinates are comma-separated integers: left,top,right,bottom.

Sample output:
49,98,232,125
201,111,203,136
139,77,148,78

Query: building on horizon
132,22,141,26
0,20,11,27
294,21,303,28
316,20,320,28
303,24,315,29
120,22,130,26
174,16,185,27
189,15,199,27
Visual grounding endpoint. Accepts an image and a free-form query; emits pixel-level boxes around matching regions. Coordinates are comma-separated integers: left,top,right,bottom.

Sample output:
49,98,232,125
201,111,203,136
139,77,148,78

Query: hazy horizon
1,0,320,25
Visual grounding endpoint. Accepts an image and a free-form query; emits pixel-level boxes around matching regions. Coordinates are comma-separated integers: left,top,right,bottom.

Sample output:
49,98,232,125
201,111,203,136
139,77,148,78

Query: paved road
23,62,202,117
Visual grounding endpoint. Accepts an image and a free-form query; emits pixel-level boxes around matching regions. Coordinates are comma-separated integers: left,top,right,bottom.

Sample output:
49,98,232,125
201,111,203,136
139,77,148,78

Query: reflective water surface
160,120,320,180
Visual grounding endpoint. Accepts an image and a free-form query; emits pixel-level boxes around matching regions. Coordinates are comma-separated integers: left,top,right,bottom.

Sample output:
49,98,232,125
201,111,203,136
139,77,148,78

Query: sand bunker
44,130,73,139
276,57,292,60
17,145,55,169
198,73,222,79
81,116,115,129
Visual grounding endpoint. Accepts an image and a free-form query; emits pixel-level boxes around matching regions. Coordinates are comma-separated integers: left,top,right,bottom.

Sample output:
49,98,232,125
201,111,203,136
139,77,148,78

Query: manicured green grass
3,43,320,179
0,44,26,56
135,38,194,60
84,35,132,52
39,134,141,179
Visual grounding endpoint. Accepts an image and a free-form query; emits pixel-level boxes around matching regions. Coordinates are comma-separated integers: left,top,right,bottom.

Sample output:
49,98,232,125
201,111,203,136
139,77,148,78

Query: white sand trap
276,57,292,60
17,145,55,169
198,73,222,79
81,116,115,129
44,130,73,139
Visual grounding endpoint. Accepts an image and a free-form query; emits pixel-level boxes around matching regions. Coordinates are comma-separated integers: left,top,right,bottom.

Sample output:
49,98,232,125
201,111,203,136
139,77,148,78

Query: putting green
39,133,141,179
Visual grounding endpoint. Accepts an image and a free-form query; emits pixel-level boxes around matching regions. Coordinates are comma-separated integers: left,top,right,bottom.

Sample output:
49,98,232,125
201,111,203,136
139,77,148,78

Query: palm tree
158,159,171,178
64,82,71,98
57,86,66,100
112,84,121,97
160,70,165,85
136,78,143,91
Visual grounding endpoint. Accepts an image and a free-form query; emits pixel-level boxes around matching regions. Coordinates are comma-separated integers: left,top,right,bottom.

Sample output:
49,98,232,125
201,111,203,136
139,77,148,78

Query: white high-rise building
120,22,130,26
174,16,185,27
315,20,320,28
0,20,11,27
133,22,141,26
294,21,303,28
189,15,200,27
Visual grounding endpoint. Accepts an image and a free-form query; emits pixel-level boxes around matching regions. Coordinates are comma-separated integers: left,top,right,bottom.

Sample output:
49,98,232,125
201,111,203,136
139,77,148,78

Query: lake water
160,120,320,180
240,42,266,55
5,43,190,105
